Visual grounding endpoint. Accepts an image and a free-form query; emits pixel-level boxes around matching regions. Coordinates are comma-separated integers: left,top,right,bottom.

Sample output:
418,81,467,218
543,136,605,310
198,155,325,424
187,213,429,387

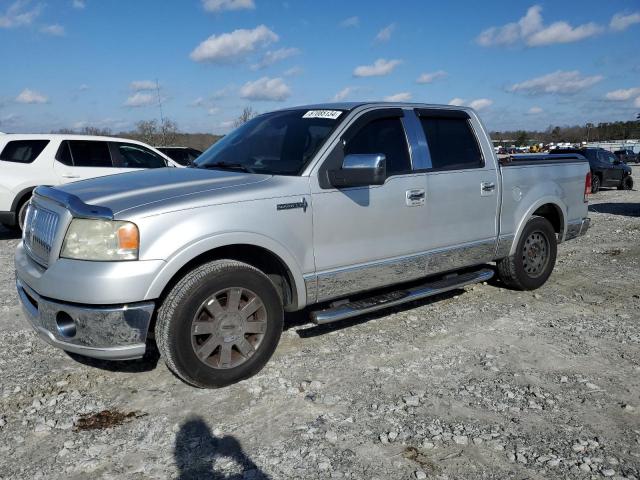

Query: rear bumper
16,278,154,360
0,211,16,226
565,217,590,241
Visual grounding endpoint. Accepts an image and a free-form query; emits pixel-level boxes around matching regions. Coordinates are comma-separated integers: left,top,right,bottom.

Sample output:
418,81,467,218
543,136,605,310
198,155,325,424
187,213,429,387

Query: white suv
0,134,179,231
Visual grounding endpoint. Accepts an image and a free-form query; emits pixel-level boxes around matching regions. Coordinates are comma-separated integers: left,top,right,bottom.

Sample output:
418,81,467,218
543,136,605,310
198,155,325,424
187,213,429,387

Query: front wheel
156,260,283,388
497,216,557,290
618,176,633,190
591,174,601,194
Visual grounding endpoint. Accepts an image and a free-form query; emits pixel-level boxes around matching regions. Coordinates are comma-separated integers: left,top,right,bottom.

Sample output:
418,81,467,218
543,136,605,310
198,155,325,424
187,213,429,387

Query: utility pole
156,78,165,145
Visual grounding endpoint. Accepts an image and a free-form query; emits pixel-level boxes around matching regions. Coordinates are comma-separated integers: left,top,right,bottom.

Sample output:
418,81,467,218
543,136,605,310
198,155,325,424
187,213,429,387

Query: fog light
56,311,77,338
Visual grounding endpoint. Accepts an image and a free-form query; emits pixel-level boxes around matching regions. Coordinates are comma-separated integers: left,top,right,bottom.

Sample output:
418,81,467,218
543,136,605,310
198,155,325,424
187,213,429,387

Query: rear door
54,140,117,183
598,150,623,185
415,109,499,270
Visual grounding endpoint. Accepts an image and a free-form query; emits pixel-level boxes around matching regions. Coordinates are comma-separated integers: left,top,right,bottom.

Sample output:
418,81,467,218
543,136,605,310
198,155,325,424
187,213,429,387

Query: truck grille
23,204,59,268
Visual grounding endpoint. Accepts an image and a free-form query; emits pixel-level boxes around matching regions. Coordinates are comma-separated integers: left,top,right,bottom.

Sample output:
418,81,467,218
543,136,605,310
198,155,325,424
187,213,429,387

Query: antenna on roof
156,78,165,144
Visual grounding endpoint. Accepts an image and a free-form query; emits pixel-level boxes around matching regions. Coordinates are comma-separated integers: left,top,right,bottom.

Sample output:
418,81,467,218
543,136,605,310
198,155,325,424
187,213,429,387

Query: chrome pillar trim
33,186,113,220
494,234,515,259
303,274,317,305
311,268,494,324
17,278,153,360
314,239,496,303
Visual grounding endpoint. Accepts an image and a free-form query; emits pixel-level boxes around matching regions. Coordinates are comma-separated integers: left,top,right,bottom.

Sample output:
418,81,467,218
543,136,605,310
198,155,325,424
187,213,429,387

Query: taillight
584,171,591,202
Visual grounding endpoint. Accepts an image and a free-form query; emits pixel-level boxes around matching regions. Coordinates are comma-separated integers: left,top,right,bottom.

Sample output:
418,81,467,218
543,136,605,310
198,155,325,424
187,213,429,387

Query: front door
310,110,429,302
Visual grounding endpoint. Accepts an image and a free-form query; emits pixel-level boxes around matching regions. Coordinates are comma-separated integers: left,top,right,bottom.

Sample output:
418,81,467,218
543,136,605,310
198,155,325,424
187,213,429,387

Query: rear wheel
618,176,633,190
591,174,601,194
156,259,283,388
497,216,557,290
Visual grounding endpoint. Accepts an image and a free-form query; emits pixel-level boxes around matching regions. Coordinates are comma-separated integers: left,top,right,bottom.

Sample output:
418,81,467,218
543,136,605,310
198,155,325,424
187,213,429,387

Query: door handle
481,182,496,196
406,189,426,206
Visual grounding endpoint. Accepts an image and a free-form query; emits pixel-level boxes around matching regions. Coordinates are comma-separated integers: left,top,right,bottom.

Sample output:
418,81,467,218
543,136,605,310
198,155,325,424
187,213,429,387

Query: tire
591,174,601,194
156,259,284,388
497,216,557,291
618,176,633,191
16,198,31,232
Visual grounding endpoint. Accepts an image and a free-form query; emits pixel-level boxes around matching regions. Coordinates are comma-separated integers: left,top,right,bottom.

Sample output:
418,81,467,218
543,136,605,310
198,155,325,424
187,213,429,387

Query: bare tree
131,118,179,146
134,120,158,145
233,107,259,128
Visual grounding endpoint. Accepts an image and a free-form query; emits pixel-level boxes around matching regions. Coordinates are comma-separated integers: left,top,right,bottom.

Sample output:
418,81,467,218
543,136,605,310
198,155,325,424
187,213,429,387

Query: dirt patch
73,409,145,431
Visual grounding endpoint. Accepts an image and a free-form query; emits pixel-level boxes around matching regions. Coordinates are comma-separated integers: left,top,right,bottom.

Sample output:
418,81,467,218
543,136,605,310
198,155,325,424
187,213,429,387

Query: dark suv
553,148,633,193
614,149,638,164
156,146,202,166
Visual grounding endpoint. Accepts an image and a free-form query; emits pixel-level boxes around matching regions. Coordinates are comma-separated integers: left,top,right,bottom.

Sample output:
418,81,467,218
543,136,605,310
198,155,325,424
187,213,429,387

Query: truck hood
59,167,273,215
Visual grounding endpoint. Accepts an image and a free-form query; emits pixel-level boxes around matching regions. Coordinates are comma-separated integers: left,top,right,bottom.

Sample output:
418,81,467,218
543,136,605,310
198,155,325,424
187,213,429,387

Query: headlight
61,219,139,261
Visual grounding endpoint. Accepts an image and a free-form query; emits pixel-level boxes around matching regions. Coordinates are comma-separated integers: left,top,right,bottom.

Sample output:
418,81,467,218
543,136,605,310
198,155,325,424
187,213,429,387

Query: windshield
194,109,344,175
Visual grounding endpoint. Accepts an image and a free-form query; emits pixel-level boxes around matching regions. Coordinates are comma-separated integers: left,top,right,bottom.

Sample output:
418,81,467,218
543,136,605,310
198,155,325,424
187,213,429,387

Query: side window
114,143,167,169
0,140,49,163
606,152,617,164
68,141,113,167
344,117,411,176
56,141,73,166
419,116,483,170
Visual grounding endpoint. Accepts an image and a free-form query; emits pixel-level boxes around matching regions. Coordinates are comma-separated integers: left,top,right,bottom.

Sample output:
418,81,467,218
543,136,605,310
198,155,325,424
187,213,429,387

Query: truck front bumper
16,278,154,360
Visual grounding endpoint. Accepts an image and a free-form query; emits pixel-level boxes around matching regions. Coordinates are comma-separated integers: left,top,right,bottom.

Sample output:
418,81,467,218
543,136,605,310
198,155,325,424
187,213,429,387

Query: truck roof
278,102,477,114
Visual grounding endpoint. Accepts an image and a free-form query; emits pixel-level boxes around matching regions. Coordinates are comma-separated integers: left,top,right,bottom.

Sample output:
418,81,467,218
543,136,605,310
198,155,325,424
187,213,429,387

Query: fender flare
144,231,309,309
509,196,566,256
10,186,37,212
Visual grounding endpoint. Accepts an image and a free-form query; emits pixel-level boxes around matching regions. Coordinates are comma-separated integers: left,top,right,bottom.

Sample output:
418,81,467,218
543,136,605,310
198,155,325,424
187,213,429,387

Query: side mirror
328,154,386,188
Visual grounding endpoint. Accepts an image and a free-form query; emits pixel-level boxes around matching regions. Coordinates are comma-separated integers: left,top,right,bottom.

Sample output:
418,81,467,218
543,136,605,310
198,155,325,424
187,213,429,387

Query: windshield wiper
198,162,254,173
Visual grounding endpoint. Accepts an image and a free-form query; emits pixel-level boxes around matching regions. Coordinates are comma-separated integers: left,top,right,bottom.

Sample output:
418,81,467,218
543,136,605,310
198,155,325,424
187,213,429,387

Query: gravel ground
0,185,639,479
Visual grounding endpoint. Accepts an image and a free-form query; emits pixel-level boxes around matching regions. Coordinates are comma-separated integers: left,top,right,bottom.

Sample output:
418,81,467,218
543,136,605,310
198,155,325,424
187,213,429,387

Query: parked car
156,146,203,166
15,103,591,388
0,135,179,231
552,147,633,193
614,149,638,164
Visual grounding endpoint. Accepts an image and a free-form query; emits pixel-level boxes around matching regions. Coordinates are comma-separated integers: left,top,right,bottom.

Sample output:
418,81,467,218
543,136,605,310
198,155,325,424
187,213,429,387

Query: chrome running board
310,268,494,325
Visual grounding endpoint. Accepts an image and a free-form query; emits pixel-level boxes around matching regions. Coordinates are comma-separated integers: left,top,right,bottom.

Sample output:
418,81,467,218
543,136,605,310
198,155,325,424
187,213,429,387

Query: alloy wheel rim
522,231,550,278
190,287,267,369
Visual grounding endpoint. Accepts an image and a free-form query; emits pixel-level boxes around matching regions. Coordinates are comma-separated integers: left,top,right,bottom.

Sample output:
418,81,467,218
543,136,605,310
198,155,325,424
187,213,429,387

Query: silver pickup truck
15,103,591,388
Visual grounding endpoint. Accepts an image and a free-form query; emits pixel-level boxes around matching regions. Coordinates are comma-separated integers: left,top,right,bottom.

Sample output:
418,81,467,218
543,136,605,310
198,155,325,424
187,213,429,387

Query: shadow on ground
66,340,160,372
589,202,640,218
0,226,20,241
174,416,269,480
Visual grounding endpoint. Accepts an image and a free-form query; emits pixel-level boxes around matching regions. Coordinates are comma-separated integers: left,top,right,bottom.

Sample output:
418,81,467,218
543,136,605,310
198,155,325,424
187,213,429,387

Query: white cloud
477,5,602,47
384,92,411,102
0,113,21,126
446,98,493,111
375,23,395,43
528,106,544,114
353,58,402,77
332,87,359,102
190,25,278,63
202,0,255,12
527,22,602,47
0,0,42,28
610,12,640,31
416,70,448,84
123,92,156,107
239,77,290,101
252,47,300,70
283,66,303,77
509,70,603,95
41,24,65,36
605,87,640,101
340,16,359,28
635,97,640,108
16,88,48,104
207,107,220,116
130,80,157,91
72,0,85,9
468,98,493,111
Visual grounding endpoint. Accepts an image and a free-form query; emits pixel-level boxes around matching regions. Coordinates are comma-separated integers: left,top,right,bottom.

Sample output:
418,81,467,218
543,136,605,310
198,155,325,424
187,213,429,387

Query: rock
547,458,561,467
572,443,586,453
309,381,322,390
453,435,468,446
403,396,420,407
325,431,338,444
414,471,427,480
387,431,398,442
516,453,527,464
560,376,568,383
379,433,388,444
318,461,331,471
579,463,591,472
601,469,615,477
585,382,599,390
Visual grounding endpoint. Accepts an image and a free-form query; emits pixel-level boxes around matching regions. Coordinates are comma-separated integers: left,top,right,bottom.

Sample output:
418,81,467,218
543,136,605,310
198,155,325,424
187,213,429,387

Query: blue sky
1,0,639,134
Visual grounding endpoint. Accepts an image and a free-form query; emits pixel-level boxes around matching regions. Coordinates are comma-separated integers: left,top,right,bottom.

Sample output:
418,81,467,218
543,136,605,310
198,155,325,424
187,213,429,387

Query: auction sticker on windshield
302,110,343,120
